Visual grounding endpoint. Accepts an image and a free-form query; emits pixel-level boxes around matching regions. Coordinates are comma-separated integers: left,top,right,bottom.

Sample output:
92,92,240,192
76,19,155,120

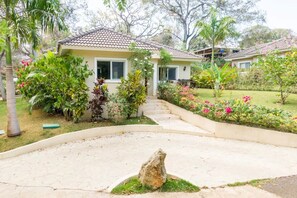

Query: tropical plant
106,94,128,124
196,8,237,65
192,64,238,97
257,50,297,104
159,48,173,81
129,42,154,92
117,70,146,118
1,0,67,136
88,78,108,121
17,52,93,122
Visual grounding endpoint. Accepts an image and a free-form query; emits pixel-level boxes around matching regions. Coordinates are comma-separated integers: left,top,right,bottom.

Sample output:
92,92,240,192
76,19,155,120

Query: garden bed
158,83,297,134
164,100,297,148
111,176,200,195
0,99,156,152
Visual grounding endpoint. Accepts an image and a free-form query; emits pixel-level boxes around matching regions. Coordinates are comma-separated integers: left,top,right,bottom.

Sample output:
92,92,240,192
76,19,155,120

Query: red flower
202,108,210,114
21,59,32,67
225,107,232,114
243,96,251,103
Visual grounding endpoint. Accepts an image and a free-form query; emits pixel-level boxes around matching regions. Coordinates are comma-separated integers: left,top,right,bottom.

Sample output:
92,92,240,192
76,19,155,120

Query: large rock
138,149,167,189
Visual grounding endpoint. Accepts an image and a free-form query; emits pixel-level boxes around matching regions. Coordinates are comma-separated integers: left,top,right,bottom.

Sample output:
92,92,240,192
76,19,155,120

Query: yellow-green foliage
117,70,146,118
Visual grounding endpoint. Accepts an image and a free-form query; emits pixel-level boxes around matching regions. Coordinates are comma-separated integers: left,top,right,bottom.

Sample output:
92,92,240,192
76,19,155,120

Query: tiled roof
225,37,297,60
58,28,201,60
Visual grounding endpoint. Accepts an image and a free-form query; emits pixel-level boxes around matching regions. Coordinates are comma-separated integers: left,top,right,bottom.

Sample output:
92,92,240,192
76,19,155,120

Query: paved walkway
1,132,297,196
0,183,279,198
143,99,211,135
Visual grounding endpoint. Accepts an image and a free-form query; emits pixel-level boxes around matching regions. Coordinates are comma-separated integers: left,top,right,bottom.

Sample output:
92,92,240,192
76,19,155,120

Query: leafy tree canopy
240,25,295,48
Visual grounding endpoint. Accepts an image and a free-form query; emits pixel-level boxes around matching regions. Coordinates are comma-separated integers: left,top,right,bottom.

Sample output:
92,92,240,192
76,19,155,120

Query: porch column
153,61,158,96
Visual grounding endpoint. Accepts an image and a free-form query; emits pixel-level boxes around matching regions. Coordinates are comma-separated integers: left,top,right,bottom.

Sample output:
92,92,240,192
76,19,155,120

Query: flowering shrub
158,83,297,133
16,52,93,122
106,94,129,124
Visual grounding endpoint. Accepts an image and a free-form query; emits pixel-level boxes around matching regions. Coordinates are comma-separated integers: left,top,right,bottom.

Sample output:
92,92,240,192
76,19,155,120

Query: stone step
144,110,171,115
146,99,163,104
147,114,180,122
146,96,157,99
142,104,168,111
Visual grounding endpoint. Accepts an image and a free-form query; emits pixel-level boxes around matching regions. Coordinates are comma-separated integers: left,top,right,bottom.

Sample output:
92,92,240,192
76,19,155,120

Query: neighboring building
225,37,297,69
58,28,202,96
194,46,239,60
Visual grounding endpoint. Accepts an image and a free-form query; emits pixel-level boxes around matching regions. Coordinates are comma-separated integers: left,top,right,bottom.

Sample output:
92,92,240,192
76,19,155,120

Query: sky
257,0,297,33
83,0,297,33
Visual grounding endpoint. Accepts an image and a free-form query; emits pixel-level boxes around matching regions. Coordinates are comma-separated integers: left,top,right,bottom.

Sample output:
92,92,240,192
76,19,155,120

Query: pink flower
215,111,222,117
190,104,196,110
225,107,232,114
21,59,32,67
188,94,195,101
19,82,25,88
182,86,190,92
204,100,210,104
202,108,210,114
243,96,251,103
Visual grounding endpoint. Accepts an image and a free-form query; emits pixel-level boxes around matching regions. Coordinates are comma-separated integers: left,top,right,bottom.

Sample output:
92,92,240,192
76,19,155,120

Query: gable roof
225,37,297,60
58,28,201,60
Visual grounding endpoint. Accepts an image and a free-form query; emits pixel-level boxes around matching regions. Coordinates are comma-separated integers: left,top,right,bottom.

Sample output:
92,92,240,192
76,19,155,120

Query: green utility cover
43,124,60,129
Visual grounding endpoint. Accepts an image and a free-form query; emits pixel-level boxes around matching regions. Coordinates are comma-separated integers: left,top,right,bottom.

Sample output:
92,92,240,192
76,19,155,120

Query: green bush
192,64,238,97
117,70,146,118
230,67,273,91
106,93,128,124
16,51,93,122
256,50,297,104
157,82,181,105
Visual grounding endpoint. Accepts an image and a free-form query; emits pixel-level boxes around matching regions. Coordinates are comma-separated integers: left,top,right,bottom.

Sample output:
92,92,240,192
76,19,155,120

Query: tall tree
0,51,5,101
240,25,295,48
196,8,236,65
152,0,264,50
1,0,66,136
0,21,7,101
197,8,236,98
87,0,162,38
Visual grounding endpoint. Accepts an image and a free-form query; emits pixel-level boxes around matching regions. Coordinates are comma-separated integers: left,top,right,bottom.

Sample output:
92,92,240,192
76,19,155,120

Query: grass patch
227,179,271,188
111,176,200,195
195,89,297,115
0,98,156,152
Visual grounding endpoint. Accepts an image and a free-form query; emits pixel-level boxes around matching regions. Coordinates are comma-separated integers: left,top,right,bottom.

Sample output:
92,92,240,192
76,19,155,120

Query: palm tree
196,8,236,97
196,8,236,65
2,0,66,137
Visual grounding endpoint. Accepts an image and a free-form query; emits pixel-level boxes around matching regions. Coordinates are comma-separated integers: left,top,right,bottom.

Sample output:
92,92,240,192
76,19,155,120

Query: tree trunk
0,51,6,101
211,40,215,66
145,77,148,94
5,36,21,137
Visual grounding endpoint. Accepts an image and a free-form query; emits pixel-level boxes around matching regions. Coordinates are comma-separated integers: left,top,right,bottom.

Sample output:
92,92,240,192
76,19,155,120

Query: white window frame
238,61,251,70
158,65,179,82
94,57,128,83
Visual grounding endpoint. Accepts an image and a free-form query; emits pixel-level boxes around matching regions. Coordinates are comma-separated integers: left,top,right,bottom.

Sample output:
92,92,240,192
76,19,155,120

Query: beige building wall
70,49,193,96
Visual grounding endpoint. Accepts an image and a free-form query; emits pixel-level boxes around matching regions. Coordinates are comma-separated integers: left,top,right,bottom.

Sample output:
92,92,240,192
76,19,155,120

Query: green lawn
0,98,156,152
195,89,297,115
111,177,200,194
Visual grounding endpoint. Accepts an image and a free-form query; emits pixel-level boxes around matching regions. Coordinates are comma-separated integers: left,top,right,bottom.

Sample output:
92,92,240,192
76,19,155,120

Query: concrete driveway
0,132,297,196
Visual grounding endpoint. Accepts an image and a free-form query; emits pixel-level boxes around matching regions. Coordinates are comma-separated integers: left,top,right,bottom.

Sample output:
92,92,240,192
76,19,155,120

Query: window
97,60,125,80
239,62,251,69
168,68,177,80
159,67,177,81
